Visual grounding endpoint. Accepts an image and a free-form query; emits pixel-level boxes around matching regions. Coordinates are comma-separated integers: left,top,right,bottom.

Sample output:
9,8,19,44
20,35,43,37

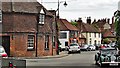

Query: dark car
95,48,120,67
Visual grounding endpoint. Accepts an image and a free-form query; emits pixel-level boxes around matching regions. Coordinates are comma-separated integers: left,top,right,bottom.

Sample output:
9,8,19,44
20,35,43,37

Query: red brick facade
1,2,57,57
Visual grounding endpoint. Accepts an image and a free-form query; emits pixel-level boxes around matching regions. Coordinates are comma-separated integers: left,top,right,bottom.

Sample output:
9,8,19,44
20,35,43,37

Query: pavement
8,51,69,59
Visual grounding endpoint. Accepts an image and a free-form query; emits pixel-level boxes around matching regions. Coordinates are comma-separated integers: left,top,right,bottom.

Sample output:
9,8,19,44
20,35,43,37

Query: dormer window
0,9,2,22
39,8,45,25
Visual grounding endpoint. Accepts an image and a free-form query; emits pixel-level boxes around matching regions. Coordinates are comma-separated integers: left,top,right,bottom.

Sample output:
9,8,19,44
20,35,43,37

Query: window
0,10,2,22
90,38,92,44
45,35,49,50
94,40,97,45
99,33,101,38
94,33,96,38
59,33,67,39
39,8,45,25
27,35,35,50
39,14,45,24
65,42,68,46
70,31,78,38
89,33,91,37
53,36,55,47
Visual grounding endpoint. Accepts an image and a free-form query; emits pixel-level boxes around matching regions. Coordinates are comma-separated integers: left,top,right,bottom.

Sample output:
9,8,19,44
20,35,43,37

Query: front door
2,36,10,56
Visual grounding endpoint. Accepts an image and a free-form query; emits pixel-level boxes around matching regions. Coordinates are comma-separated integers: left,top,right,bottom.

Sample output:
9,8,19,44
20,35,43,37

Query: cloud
38,0,119,21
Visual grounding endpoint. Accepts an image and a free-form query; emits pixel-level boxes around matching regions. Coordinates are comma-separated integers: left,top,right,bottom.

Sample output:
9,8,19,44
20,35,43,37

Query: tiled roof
58,19,79,31
103,29,115,38
2,2,53,16
77,21,100,33
110,23,115,33
2,2,40,13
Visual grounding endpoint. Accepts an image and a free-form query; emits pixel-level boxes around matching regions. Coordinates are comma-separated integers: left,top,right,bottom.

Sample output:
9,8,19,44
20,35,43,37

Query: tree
115,10,120,49
102,38,110,44
71,20,78,26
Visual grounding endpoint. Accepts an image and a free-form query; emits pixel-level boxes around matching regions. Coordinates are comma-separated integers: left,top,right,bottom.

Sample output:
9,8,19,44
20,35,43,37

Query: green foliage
102,38,110,44
71,21,77,26
115,11,120,49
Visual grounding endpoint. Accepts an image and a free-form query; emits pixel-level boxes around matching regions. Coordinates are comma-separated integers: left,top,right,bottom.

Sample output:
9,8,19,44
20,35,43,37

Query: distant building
77,18,102,45
57,19,79,50
92,18,116,44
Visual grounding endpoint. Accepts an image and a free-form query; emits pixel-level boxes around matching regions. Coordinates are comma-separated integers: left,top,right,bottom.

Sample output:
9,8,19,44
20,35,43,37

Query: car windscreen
70,44,78,46
101,49,117,55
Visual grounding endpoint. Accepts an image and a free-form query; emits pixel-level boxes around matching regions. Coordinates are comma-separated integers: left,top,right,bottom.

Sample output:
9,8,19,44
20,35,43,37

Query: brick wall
3,12,57,57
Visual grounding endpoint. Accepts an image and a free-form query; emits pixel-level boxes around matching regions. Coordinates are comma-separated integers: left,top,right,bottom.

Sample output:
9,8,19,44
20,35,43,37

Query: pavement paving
31,51,69,59
9,51,69,59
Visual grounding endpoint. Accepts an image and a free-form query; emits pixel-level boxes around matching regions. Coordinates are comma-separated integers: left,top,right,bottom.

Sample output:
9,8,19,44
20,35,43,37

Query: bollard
9,62,13,68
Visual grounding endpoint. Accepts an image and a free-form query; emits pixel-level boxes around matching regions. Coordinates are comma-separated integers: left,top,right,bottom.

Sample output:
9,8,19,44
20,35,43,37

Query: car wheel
79,51,81,54
99,62,105,67
95,61,98,65
68,51,71,54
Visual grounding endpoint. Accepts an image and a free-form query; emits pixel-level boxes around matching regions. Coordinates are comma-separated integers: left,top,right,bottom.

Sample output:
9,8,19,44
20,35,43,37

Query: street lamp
57,0,67,18
56,0,67,55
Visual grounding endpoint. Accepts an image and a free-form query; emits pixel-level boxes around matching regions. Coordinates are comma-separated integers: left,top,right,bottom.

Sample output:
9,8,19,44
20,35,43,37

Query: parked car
87,45,96,51
95,48,120,67
0,45,7,57
68,43,81,54
80,44,89,51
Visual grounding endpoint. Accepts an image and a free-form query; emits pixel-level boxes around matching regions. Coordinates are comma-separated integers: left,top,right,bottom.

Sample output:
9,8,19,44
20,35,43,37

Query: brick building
0,1,57,57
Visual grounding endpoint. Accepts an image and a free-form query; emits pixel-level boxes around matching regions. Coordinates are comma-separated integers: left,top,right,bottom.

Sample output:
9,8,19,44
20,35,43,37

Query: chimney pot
87,17,91,24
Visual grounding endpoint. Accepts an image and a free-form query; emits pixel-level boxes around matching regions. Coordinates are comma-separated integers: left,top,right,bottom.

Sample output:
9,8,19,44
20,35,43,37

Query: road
26,51,100,68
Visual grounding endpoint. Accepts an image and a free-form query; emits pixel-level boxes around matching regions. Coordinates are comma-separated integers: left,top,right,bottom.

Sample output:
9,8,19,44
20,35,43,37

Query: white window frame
27,35,35,50
39,8,45,24
39,14,45,24
45,35,49,50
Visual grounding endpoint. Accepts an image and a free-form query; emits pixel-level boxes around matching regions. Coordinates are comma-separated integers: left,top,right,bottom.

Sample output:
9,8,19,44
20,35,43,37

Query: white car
68,43,81,54
87,45,96,51
0,46,7,57
80,44,89,51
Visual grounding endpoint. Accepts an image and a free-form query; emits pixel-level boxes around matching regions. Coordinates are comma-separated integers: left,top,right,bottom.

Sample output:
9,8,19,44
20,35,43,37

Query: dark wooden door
2,36,10,56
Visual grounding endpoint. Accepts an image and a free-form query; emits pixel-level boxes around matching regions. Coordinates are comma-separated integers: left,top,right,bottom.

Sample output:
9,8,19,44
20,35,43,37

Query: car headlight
117,56,120,62
104,57,110,62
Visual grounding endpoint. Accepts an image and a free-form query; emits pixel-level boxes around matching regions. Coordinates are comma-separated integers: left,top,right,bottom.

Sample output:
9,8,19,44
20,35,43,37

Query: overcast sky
37,0,120,22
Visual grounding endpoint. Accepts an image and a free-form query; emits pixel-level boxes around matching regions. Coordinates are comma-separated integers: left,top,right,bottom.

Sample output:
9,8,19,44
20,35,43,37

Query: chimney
112,16,114,24
87,17,91,24
93,19,96,23
107,18,110,24
78,18,82,22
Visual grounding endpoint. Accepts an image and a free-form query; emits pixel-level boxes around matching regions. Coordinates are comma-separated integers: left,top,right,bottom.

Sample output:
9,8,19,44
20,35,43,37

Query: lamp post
57,0,67,18
41,0,67,55
56,0,67,55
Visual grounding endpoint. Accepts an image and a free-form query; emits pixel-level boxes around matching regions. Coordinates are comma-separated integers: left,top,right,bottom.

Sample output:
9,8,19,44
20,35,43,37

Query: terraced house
92,18,116,44
0,0,57,57
76,18,102,46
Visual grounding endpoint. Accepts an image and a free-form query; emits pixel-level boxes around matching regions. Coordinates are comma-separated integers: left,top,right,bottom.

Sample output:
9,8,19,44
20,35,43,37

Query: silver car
0,46,7,57
68,43,81,54
80,44,89,51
